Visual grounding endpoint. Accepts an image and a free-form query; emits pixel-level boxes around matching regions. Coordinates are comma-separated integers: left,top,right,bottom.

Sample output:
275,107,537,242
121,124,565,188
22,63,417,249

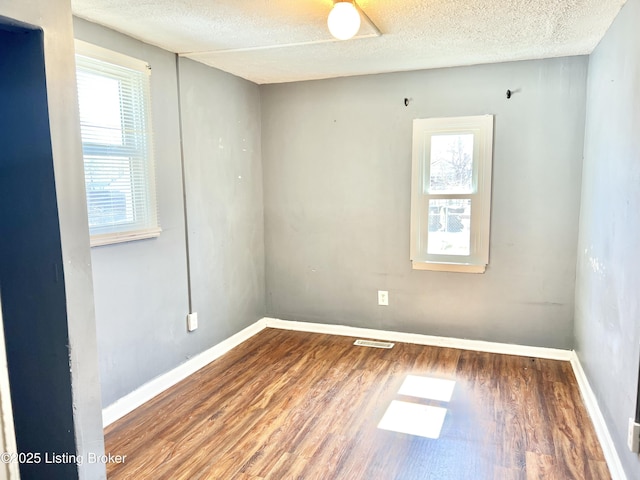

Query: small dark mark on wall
506,88,521,99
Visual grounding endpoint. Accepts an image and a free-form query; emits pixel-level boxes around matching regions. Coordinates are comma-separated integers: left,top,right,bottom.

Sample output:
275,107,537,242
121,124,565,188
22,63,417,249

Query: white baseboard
101,316,626,480
570,353,627,480
263,317,572,360
102,319,267,427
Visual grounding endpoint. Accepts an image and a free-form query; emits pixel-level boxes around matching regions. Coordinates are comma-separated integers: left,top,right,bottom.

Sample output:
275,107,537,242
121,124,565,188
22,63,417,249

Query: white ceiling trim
180,32,381,57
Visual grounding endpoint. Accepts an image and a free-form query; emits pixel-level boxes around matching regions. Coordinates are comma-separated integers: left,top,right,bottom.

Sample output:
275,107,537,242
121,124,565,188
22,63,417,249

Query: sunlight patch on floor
377,400,448,439
398,375,456,402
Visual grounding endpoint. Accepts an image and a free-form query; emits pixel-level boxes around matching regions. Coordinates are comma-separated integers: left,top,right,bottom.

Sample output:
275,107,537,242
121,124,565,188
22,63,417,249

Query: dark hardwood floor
104,328,610,479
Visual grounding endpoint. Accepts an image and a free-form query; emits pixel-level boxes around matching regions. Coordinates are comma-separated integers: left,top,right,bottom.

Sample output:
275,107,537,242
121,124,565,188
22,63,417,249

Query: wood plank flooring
104,328,610,479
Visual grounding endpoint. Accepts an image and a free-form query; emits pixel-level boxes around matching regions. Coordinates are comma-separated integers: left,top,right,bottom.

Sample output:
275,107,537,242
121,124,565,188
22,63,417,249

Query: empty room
1,0,640,479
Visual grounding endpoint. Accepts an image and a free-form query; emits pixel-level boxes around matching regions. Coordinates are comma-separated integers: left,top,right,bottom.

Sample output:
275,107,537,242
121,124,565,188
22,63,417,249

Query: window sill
90,227,162,247
411,261,486,274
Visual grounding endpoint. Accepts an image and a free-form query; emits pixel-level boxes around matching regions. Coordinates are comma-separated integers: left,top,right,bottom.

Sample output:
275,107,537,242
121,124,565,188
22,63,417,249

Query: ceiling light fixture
328,0,362,41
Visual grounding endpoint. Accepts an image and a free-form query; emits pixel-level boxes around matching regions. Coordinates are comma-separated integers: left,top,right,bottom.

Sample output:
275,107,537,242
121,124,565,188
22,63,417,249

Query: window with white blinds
75,40,160,247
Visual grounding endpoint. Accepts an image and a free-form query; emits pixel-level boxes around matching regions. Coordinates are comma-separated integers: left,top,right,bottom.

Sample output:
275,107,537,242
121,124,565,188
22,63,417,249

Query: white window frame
75,40,160,247
410,115,494,273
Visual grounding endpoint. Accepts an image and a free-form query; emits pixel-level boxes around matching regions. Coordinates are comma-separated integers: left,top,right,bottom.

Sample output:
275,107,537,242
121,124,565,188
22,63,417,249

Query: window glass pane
77,71,123,146
84,156,134,227
427,199,471,256
428,134,473,193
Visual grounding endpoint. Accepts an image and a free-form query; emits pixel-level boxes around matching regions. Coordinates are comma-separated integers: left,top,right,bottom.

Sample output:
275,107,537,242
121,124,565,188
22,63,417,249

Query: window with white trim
75,40,160,247
410,115,493,273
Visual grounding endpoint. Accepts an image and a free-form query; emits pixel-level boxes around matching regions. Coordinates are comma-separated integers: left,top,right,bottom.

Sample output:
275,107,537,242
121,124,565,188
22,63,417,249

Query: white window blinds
75,41,160,246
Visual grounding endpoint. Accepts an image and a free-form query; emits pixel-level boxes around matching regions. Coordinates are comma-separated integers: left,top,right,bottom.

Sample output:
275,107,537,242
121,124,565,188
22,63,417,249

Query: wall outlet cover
378,290,389,306
187,312,198,332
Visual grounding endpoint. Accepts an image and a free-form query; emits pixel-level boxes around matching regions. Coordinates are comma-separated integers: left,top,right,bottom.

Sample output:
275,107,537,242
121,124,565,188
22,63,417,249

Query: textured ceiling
71,0,627,84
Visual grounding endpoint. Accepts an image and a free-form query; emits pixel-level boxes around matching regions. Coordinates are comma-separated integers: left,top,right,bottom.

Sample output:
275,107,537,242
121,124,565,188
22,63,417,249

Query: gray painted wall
262,57,587,349
179,58,265,351
575,0,640,477
1,2,105,479
73,19,265,407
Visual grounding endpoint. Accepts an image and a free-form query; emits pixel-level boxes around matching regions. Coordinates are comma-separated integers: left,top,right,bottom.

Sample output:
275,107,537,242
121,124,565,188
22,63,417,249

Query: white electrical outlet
378,290,389,306
628,418,640,453
187,312,198,332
